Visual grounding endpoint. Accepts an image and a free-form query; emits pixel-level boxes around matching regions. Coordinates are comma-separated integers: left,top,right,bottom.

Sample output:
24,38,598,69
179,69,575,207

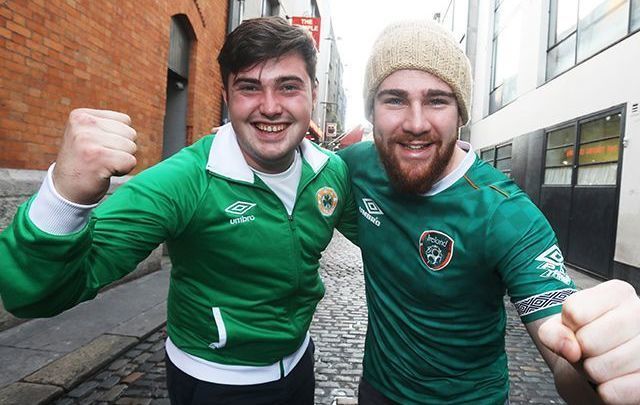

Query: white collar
205,123,329,183
421,140,476,196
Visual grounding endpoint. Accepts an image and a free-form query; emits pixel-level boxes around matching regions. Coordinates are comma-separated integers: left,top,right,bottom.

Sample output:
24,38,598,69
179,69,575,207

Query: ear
222,88,229,105
311,83,318,106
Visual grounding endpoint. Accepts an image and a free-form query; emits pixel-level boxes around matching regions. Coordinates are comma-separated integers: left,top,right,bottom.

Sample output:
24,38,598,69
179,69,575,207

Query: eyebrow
232,77,260,86
376,88,456,99
376,89,408,99
426,89,456,99
275,75,305,85
232,75,305,86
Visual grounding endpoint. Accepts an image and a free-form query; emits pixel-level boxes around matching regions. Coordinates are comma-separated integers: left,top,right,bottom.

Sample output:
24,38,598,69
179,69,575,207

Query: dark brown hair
217,17,318,87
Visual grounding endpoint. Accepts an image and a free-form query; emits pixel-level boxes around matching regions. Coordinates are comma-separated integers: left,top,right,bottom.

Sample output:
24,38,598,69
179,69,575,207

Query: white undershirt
252,149,302,215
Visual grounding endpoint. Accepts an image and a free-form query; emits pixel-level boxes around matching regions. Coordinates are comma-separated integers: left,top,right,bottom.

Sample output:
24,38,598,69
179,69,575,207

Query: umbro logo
362,198,383,215
536,245,572,285
359,198,383,227
225,201,256,216
225,201,256,225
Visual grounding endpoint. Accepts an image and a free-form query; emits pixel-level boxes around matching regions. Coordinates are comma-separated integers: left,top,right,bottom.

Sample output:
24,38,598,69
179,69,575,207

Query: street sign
291,16,321,50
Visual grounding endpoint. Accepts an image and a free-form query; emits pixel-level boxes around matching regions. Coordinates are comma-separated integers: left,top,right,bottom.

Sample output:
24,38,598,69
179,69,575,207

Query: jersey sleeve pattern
485,190,577,324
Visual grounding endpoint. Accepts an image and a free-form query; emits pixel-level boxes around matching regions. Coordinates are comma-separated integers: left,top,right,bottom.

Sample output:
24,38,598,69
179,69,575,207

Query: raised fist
539,280,640,404
51,108,137,205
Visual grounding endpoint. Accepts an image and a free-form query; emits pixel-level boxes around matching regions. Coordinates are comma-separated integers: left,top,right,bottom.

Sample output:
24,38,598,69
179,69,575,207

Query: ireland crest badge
419,230,454,271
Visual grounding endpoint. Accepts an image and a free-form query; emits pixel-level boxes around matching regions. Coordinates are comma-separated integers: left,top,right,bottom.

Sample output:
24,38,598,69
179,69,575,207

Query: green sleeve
0,140,209,318
336,178,359,245
335,148,359,245
486,194,577,324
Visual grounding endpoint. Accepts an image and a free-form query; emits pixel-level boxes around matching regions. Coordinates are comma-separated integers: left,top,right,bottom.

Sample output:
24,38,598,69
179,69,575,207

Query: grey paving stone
0,346,63,389
0,382,63,405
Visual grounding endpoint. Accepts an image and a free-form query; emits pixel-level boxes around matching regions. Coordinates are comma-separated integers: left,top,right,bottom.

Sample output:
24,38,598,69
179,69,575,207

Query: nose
259,89,282,118
402,102,431,136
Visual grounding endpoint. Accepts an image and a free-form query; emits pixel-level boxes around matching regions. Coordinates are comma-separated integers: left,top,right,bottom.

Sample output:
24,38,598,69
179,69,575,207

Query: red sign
291,16,321,50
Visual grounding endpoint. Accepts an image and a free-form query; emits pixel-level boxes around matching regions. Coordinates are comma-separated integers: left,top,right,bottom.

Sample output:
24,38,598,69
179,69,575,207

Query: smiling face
372,69,465,194
224,52,317,173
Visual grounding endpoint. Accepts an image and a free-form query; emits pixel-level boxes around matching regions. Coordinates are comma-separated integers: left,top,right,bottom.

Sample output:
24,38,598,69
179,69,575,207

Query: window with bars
544,127,575,184
480,143,512,177
547,0,640,80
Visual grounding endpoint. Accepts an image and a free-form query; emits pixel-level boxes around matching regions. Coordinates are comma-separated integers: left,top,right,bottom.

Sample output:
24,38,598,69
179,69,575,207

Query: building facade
1,0,228,171
0,0,228,329
441,0,640,287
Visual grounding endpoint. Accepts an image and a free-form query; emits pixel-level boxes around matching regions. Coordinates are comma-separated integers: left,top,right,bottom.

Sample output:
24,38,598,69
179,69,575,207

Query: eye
238,84,259,92
429,97,452,107
281,83,302,92
383,97,404,105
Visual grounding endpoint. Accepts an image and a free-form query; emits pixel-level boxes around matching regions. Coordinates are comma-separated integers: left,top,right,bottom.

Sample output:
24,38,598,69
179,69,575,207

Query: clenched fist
52,108,137,204
539,280,640,404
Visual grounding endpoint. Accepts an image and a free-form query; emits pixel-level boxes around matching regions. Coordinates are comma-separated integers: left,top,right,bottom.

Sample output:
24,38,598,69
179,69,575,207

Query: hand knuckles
79,143,103,162
69,109,95,126
598,382,625,405
608,279,635,297
562,296,585,325
583,357,609,384
124,154,137,170
574,329,597,355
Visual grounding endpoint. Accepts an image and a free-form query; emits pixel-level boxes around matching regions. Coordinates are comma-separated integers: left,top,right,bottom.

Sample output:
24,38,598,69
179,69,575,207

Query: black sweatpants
165,341,315,405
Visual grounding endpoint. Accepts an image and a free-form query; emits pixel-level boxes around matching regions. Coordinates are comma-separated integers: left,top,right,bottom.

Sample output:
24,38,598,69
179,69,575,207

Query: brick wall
0,0,227,330
0,0,228,171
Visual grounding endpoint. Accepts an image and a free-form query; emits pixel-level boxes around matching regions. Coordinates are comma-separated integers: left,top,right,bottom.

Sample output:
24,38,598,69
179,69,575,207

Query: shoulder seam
463,175,479,190
489,185,510,198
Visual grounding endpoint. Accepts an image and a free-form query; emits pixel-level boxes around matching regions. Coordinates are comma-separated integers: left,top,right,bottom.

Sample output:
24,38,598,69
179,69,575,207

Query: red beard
374,134,456,195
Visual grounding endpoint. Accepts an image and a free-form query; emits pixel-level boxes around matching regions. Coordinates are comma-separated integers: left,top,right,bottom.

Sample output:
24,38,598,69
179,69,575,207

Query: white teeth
405,144,427,150
256,124,286,132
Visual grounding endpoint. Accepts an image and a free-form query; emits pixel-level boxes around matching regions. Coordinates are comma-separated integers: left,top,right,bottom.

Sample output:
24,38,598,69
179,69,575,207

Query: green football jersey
0,130,357,368
339,142,576,404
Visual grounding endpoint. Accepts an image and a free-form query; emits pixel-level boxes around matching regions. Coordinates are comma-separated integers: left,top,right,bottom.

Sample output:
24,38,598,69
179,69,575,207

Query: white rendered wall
468,3,640,268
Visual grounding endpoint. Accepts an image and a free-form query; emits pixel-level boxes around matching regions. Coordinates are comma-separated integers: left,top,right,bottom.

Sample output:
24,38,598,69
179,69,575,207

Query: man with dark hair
0,17,355,404
339,20,640,404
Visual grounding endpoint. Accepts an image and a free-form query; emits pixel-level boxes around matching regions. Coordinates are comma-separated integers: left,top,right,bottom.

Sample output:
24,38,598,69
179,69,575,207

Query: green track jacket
0,127,357,366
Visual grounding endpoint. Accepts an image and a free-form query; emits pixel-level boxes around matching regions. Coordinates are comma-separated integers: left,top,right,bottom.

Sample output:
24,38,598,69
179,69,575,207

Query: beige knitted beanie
363,19,472,124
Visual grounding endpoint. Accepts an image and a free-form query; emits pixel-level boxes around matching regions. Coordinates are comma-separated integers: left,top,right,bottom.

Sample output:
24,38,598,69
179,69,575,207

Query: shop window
543,112,622,186
576,113,621,185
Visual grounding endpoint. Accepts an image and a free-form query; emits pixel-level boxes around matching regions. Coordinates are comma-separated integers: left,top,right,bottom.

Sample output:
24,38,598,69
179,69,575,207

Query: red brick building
0,0,228,171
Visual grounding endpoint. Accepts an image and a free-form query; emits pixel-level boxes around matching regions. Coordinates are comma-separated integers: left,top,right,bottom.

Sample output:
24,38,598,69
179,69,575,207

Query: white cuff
28,163,99,235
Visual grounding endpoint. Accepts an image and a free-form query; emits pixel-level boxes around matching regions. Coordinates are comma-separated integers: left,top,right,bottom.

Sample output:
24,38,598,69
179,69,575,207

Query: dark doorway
539,107,624,279
162,15,194,159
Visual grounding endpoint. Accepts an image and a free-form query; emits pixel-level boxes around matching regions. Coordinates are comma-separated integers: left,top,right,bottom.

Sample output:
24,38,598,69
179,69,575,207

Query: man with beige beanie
338,20,640,404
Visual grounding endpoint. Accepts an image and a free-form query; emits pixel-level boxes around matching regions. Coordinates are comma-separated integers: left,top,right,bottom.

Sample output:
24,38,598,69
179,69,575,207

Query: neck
438,144,466,182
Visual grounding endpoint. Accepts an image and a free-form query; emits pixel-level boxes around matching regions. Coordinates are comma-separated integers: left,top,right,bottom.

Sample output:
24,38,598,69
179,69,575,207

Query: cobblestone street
53,233,563,404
